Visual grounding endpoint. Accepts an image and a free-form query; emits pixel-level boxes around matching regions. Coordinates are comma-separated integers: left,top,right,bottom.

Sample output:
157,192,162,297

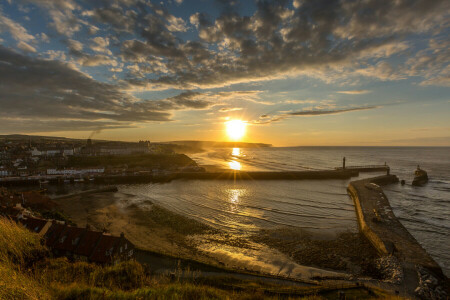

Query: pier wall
0,169,361,186
347,184,390,255
347,175,448,298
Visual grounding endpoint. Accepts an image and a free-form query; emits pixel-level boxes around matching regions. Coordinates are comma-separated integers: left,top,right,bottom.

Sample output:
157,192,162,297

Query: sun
226,120,246,141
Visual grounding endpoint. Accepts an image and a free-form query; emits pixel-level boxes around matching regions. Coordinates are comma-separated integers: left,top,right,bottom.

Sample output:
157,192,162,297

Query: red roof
19,217,48,233
44,223,67,247
89,235,122,263
0,206,22,217
73,230,103,257
53,226,86,252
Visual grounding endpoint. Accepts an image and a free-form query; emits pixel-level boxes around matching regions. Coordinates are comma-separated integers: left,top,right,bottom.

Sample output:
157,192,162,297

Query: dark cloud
252,105,380,125
0,46,214,132
287,106,379,116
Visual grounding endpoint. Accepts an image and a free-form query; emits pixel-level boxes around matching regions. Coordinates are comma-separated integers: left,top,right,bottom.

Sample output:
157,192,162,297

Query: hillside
0,217,397,299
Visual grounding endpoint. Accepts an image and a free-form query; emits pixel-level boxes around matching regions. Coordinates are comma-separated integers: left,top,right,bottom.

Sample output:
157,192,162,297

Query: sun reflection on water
227,188,245,212
232,147,240,157
229,160,241,170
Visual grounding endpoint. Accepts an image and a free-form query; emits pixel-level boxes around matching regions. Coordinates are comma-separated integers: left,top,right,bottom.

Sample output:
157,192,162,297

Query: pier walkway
0,167,392,186
336,165,389,172
348,175,448,299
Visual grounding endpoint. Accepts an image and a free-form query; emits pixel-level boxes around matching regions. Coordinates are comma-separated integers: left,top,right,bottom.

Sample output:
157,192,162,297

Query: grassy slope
0,218,400,299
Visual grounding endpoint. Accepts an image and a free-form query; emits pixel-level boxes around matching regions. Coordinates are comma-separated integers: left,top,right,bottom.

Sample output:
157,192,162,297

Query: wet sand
51,191,366,281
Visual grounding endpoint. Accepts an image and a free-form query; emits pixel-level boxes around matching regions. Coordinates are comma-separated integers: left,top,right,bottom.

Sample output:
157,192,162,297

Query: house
43,222,134,264
19,217,52,236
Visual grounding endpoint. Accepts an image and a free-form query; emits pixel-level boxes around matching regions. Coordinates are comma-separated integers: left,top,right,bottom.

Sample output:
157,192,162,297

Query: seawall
347,175,448,298
50,186,118,200
93,169,361,183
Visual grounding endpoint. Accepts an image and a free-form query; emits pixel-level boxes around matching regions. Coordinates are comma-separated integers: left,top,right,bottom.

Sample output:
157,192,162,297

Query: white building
46,149,61,156
63,148,74,156
47,168,105,175
31,148,43,156
0,169,10,177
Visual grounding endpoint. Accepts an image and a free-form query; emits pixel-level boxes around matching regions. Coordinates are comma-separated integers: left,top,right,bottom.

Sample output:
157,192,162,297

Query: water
119,146,450,276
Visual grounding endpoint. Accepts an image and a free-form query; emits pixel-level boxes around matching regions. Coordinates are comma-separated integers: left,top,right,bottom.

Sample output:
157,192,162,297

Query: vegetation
0,218,400,299
67,153,197,169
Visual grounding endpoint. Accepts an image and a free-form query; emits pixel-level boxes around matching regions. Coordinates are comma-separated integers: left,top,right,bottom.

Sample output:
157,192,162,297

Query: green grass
0,217,402,299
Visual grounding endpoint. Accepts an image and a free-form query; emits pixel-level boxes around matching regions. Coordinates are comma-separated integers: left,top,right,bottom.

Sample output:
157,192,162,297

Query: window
60,236,66,243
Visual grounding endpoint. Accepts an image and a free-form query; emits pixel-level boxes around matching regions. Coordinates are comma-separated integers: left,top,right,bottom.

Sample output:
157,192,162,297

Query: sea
117,147,450,276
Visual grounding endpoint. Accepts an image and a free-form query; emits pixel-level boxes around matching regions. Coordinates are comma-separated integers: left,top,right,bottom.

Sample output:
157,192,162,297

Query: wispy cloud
336,90,372,95
288,106,379,116
218,107,243,113
252,105,380,125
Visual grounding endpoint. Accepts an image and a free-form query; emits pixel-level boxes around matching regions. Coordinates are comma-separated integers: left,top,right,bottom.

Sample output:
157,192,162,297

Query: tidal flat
52,190,384,281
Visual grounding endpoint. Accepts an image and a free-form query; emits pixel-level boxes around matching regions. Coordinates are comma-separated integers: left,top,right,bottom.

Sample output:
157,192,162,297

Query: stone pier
348,175,448,299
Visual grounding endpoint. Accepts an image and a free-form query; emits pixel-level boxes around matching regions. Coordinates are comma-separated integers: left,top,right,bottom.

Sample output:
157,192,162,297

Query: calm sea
118,147,450,276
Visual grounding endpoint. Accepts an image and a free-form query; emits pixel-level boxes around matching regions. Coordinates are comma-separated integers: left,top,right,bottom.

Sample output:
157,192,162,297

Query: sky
0,0,449,146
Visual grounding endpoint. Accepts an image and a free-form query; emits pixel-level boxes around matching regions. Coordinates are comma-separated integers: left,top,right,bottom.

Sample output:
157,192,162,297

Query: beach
52,188,380,281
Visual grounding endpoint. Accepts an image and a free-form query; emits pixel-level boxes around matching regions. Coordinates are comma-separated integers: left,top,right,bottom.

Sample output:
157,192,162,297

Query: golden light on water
227,188,245,212
232,147,240,156
225,120,246,141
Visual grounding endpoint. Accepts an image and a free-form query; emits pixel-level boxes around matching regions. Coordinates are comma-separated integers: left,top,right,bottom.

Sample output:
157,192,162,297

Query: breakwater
50,186,118,200
0,169,361,186
90,169,361,184
347,175,448,298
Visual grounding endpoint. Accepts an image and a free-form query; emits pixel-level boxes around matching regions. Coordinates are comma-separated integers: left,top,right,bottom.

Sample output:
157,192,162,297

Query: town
0,135,203,183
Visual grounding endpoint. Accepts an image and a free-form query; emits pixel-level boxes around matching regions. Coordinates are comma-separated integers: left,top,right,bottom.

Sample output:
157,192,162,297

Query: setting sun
225,120,246,140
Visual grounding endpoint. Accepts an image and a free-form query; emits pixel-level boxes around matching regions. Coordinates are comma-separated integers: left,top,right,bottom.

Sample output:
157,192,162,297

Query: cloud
0,10,34,42
218,107,242,113
16,41,37,53
90,37,112,55
65,39,118,67
251,105,380,125
0,46,217,132
336,90,372,95
356,61,406,81
21,0,82,36
38,32,50,43
287,106,379,116
118,0,449,89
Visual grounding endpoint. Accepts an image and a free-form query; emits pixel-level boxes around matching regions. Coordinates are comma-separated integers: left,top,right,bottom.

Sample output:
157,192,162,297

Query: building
3,214,135,264
44,222,134,264
46,168,104,175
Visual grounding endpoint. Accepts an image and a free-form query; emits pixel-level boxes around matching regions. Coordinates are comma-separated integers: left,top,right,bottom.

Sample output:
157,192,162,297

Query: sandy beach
51,189,384,281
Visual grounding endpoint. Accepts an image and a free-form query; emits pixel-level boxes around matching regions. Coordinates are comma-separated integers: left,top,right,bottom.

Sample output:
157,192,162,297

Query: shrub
90,260,146,290
0,217,47,267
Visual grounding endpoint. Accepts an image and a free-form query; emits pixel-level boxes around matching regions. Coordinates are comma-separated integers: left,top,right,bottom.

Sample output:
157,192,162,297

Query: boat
412,166,428,186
